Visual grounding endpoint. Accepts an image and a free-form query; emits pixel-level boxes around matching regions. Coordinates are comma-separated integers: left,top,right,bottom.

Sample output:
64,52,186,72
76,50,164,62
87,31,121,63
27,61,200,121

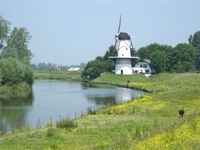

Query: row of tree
81,45,117,80
137,31,200,73
81,31,200,80
31,62,86,71
0,16,33,86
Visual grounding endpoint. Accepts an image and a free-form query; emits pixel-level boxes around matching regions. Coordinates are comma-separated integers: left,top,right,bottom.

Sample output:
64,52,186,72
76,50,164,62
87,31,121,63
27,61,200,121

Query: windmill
114,15,121,50
109,15,137,75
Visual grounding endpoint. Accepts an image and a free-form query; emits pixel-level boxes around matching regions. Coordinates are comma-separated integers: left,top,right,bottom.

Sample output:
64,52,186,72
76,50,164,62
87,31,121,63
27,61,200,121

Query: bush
56,119,76,129
0,58,33,86
87,107,97,115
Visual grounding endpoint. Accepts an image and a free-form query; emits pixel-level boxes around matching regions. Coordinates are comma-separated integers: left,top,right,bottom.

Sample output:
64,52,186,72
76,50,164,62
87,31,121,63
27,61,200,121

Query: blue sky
0,0,200,65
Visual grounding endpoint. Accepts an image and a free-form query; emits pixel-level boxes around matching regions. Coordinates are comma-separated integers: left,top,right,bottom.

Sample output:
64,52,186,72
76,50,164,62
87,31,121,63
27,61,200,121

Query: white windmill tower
110,16,137,75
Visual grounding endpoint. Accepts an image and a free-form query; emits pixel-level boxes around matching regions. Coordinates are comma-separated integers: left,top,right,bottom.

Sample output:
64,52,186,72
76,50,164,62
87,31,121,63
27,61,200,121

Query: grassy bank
0,73,200,149
33,70,82,81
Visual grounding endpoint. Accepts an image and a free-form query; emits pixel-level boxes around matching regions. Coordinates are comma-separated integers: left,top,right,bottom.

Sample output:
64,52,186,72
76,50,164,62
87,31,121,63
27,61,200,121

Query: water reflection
0,80,145,134
83,83,144,106
0,93,34,134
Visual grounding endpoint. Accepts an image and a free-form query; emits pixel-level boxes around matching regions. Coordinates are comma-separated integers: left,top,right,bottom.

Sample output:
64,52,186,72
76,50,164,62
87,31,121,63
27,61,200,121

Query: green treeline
31,63,86,71
0,16,33,99
82,31,200,80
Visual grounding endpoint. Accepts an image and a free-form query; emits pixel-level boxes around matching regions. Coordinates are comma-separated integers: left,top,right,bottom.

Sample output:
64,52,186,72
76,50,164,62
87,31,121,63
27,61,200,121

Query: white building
133,59,152,75
110,32,138,75
67,67,80,72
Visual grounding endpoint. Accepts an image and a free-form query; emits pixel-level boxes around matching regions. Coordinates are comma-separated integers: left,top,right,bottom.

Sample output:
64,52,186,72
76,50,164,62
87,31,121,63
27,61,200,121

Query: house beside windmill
132,59,152,76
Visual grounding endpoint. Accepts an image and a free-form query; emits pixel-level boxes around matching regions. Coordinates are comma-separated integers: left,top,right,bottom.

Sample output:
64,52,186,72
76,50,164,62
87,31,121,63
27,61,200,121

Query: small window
140,64,142,68
143,64,147,68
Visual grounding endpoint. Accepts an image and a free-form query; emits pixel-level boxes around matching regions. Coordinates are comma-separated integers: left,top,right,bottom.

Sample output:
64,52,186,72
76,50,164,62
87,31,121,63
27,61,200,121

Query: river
0,79,145,134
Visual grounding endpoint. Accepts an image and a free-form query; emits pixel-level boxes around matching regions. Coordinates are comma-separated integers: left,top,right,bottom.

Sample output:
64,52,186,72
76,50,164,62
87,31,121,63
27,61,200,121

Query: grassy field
0,73,200,149
33,70,82,81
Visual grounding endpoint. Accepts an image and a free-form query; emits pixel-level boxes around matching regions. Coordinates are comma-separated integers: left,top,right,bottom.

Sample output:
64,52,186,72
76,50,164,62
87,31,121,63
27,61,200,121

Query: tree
169,43,196,72
103,45,117,60
150,50,167,74
0,58,33,85
136,43,173,71
0,16,10,53
195,48,200,70
82,46,116,80
2,27,33,64
188,31,200,70
188,31,200,48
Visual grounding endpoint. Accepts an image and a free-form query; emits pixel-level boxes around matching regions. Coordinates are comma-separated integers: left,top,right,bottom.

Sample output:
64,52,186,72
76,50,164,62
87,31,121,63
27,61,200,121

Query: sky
0,0,200,66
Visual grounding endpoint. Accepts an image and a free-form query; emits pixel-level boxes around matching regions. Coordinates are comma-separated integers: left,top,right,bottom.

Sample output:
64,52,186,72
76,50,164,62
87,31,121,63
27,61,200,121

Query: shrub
0,58,33,86
56,119,76,129
87,107,97,115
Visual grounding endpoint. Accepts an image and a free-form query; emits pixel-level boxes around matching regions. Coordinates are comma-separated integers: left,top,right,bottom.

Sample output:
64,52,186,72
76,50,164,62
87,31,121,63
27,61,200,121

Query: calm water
0,79,145,133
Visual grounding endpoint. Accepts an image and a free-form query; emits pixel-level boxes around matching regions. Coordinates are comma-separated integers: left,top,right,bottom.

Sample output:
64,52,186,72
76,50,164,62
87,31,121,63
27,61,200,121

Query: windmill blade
114,15,122,49
118,15,121,33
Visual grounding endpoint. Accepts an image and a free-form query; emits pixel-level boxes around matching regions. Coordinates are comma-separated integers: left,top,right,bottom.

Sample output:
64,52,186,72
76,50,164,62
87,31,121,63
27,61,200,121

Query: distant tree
195,48,200,70
137,43,172,59
168,43,196,72
31,64,37,70
1,27,33,64
188,31,200,48
81,53,115,80
0,16,10,52
188,31,200,70
136,46,149,59
136,43,173,71
150,50,167,74
37,63,47,70
80,63,86,69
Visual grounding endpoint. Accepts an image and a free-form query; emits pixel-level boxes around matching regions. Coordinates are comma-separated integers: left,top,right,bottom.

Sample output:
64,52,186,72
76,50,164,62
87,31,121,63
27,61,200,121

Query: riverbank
33,70,82,81
0,82,32,100
0,73,200,149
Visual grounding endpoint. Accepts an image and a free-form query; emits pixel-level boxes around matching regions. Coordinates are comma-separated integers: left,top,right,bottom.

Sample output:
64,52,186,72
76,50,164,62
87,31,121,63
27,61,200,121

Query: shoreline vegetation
0,71,82,100
0,82,32,100
33,70,82,81
1,73,200,149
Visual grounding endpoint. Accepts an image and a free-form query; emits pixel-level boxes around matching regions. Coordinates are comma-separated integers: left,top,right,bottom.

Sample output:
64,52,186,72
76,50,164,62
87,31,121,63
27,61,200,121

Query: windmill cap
118,32,131,40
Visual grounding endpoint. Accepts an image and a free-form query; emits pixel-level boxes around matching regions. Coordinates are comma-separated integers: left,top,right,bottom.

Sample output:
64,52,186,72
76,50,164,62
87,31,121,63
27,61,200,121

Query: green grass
33,70,82,81
0,73,200,149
